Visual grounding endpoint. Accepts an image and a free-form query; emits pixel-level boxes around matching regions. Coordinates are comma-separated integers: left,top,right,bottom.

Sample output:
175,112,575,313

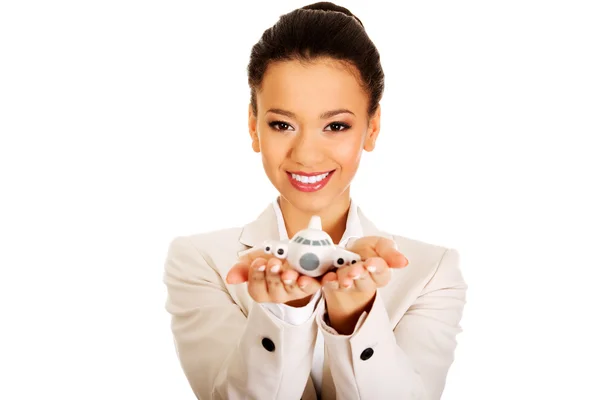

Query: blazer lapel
356,206,394,241
237,204,280,257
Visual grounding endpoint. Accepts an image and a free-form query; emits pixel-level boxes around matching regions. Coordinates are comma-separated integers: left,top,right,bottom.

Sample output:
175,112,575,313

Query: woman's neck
278,194,350,244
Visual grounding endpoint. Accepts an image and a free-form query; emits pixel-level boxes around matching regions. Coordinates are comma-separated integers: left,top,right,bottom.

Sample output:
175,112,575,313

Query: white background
1,0,599,398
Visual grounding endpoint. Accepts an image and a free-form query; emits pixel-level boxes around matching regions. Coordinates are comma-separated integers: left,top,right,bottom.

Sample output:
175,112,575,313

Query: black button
262,338,275,352
360,347,374,360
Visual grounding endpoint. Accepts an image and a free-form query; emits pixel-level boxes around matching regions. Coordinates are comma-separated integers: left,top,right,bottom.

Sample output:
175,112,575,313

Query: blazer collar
237,201,392,256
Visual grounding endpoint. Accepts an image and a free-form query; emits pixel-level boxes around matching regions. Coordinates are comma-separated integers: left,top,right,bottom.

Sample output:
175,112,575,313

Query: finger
351,263,377,292
266,258,287,303
278,261,321,299
296,275,321,295
238,247,271,268
281,267,300,294
349,237,409,268
340,262,375,292
251,257,268,271
350,242,379,260
227,247,270,284
321,271,339,291
266,257,284,274
343,262,366,284
364,257,392,287
336,265,358,291
247,258,268,302
375,238,409,268
226,262,250,284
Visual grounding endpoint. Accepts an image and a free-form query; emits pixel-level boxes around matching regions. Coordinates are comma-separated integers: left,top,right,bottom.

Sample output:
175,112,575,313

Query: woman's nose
289,131,324,167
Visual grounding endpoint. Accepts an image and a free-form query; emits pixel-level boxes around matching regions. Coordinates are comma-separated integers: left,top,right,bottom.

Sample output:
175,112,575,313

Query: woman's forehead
257,59,368,115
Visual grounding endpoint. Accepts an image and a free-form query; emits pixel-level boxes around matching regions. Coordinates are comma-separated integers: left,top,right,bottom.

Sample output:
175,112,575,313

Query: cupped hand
320,236,409,334
321,236,409,293
226,248,321,305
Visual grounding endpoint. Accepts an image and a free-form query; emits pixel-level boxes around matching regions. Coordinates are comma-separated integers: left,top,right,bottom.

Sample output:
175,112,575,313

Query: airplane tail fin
308,215,322,230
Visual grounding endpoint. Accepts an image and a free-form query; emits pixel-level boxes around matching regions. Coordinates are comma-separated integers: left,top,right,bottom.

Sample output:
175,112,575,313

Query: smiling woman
250,58,377,219
163,2,467,400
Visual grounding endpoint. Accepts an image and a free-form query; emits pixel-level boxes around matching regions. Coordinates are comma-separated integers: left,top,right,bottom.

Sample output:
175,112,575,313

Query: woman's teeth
291,172,330,184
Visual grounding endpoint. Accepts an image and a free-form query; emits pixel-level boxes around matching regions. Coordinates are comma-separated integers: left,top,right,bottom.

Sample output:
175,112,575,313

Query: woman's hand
321,236,409,334
226,249,321,306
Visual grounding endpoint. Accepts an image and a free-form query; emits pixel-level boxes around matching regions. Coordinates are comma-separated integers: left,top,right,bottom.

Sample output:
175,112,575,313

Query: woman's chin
280,190,337,214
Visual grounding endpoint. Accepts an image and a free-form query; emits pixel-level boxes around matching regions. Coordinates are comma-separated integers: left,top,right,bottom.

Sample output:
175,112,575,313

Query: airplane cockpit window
293,236,331,246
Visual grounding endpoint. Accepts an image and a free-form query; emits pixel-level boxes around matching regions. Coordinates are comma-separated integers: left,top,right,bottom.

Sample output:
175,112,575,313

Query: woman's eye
325,122,351,132
268,121,293,131
268,121,350,132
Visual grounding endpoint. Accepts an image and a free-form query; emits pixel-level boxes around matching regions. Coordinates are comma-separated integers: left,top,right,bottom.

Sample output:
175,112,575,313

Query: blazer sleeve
316,248,467,400
163,236,319,400
261,290,322,325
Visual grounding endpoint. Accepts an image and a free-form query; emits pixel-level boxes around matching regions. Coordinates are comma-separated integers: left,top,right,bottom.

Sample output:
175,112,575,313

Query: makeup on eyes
267,120,352,132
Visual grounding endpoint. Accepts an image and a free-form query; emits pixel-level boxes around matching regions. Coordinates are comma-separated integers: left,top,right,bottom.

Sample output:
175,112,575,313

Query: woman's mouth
286,170,335,192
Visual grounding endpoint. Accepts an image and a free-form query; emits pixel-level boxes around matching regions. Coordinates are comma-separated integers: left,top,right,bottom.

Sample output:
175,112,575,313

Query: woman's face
248,57,380,214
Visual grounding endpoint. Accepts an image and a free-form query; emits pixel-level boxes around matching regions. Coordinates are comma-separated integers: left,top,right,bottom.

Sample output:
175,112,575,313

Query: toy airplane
263,215,361,277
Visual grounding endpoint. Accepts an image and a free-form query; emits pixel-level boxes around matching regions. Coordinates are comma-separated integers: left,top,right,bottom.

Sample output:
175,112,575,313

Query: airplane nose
299,252,320,271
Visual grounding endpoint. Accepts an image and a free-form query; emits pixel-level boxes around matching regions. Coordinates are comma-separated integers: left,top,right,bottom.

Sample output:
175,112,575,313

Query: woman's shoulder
165,226,250,275
389,233,455,267
383,231,465,297
165,204,275,276
357,206,457,265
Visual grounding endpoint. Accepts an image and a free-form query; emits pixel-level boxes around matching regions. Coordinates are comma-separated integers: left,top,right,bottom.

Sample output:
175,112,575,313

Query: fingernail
367,266,377,273
299,283,307,289
351,273,361,280
283,279,293,285
270,265,280,273
258,265,266,272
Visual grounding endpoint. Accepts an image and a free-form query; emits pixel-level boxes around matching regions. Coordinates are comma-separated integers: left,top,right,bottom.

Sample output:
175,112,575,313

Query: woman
163,2,467,399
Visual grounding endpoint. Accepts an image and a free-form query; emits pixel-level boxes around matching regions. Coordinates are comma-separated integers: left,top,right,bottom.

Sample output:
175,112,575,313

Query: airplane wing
263,240,289,259
331,246,361,267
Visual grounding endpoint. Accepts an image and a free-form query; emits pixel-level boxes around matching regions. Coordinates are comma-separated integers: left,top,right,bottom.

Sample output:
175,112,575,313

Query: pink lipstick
286,170,334,192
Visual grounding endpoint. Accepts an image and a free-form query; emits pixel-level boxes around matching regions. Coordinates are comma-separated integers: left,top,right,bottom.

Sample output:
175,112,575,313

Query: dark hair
247,2,384,118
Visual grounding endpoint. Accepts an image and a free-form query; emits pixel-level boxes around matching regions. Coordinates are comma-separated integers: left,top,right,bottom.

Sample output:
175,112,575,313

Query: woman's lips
286,170,335,192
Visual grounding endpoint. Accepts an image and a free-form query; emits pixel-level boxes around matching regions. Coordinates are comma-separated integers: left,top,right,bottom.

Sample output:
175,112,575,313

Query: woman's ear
248,104,260,153
363,105,381,152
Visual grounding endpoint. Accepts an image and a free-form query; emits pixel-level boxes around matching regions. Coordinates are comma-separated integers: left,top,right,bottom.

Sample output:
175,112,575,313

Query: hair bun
301,2,364,27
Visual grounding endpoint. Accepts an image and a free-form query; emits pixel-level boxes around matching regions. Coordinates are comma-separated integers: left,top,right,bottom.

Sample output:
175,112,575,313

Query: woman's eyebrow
266,108,355,119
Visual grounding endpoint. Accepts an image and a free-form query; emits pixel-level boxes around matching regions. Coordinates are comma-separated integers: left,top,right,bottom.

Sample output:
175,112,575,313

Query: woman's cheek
335,136,364,167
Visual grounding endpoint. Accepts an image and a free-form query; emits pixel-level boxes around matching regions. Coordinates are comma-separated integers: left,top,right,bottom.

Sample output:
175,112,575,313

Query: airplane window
326,239,332,245
312,240,321,246
320,240,327,245
302,239,311,244
294,237,303,242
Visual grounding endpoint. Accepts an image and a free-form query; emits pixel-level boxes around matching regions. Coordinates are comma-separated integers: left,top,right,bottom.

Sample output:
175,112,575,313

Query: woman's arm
318,248,467,399
163,236,318,400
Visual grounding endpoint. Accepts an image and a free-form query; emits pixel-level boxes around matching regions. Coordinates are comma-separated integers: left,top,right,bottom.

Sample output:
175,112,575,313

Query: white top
261,197,363,394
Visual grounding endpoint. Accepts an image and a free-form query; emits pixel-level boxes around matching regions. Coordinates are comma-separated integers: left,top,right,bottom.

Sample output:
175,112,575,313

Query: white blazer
163,203,467,399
